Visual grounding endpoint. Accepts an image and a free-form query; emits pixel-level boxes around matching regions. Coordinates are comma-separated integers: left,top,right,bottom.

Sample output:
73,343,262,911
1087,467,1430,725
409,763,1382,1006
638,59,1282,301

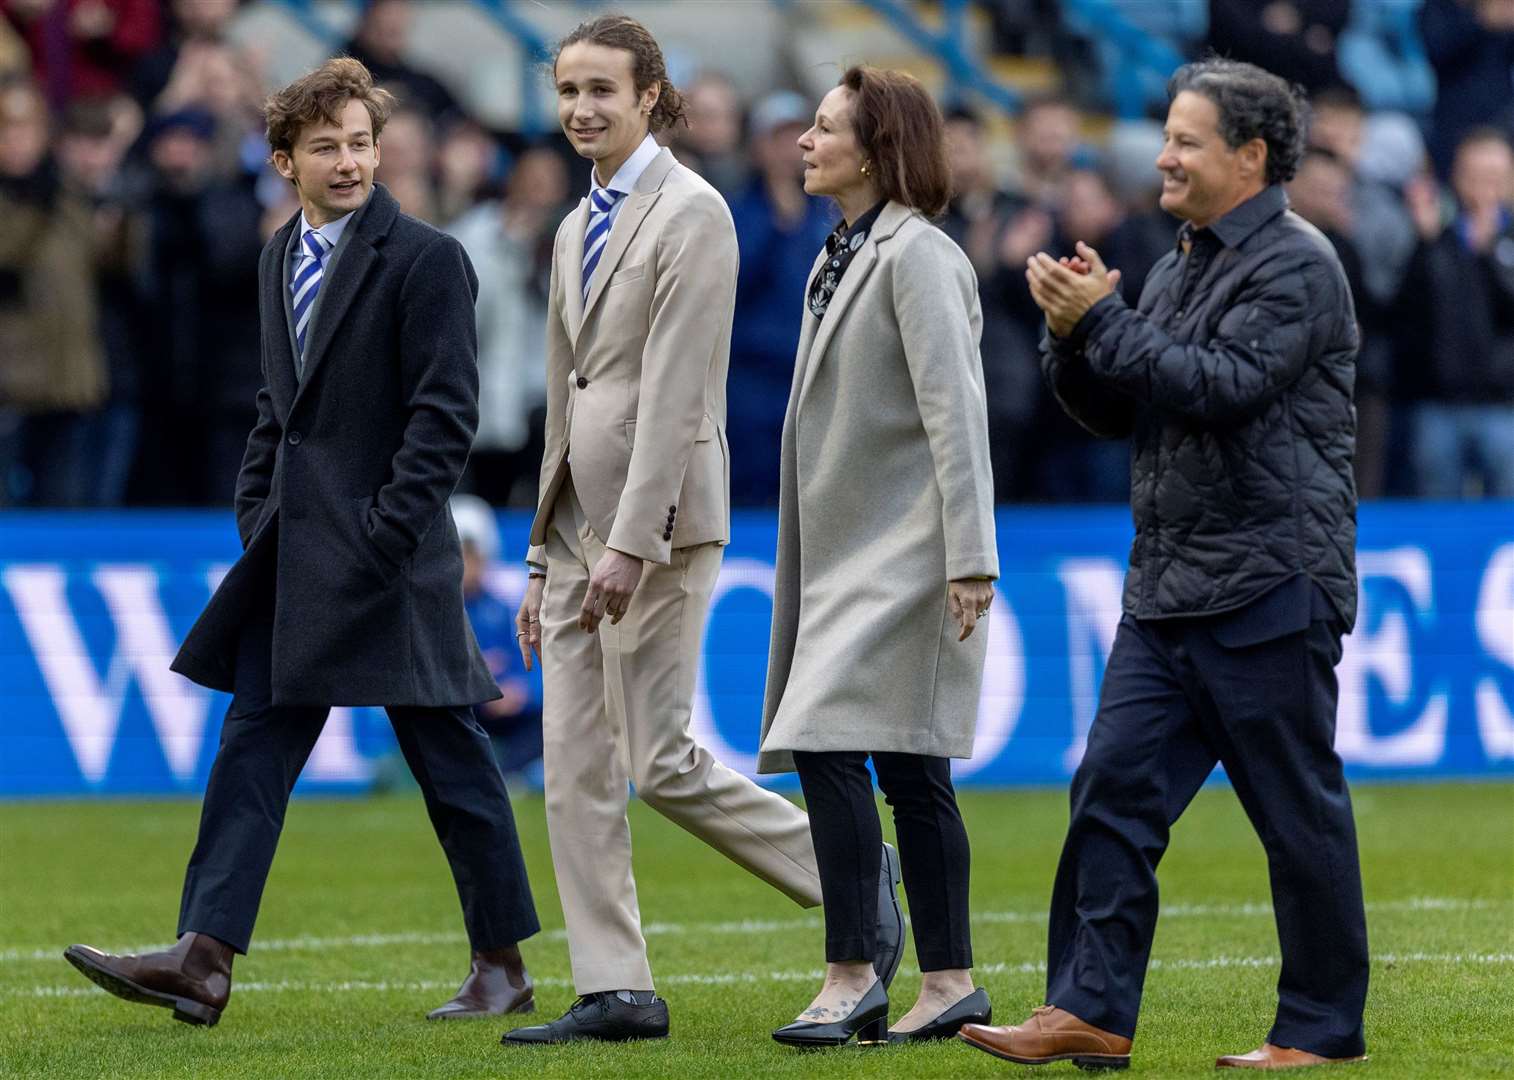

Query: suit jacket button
576,376,588,389
668,505,676,513
287,431,302,446
663,530,673,540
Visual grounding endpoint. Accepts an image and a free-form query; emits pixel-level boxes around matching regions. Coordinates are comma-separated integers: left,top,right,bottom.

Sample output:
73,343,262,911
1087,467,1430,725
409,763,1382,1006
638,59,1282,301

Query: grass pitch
1,783,1510,1079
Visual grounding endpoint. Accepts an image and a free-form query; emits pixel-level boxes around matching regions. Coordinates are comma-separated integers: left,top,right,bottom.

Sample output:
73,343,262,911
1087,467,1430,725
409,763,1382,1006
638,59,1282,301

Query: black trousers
793,751,972,972
1046,615,1368,1059
177,590,540,954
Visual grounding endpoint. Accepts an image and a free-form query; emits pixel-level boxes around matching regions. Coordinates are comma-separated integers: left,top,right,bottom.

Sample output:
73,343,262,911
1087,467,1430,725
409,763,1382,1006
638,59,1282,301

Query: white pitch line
2,896,1502,966
6,953,1514,1002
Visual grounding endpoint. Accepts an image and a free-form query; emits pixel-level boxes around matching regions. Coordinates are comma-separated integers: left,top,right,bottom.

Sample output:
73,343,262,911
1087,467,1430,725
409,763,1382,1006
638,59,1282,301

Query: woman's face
797,85,868,200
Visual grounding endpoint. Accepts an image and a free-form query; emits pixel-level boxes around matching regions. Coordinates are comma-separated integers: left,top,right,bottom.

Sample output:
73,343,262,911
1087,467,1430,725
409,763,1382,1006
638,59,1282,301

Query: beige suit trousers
541,481,822,994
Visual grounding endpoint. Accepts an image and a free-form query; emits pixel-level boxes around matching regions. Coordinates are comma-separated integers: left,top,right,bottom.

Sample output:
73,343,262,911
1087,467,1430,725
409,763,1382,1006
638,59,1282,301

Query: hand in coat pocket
354,497,404,585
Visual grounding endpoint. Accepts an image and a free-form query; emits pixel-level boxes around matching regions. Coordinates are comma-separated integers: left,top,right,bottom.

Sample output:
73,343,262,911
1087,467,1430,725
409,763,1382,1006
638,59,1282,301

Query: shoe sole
502,1030,669,1045
875,844,905,990
957,1030,1128,1071
427,997,537,1020
63,947,222,1027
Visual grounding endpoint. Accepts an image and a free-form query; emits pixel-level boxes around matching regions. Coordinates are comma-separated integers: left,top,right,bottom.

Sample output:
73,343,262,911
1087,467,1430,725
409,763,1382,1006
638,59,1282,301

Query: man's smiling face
554,41,655,181
274,97,380,225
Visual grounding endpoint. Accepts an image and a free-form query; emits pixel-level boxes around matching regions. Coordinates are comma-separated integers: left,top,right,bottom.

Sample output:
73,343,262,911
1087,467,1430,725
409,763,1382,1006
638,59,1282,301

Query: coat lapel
563,197,588,342
293,186,398,404
798,201,914,407
264,214,301,411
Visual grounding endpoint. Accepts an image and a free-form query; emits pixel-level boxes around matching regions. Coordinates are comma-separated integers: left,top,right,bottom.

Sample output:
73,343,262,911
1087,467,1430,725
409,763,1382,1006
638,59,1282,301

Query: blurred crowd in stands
2,0,1513,510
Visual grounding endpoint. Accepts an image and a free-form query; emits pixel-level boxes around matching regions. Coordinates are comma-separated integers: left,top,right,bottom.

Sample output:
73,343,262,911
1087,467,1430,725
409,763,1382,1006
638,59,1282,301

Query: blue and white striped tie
581,187,624,302
291,230,333,363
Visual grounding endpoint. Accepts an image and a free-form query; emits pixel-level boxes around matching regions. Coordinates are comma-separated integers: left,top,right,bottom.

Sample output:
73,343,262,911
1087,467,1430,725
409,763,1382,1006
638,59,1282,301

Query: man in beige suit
503,16,903,1045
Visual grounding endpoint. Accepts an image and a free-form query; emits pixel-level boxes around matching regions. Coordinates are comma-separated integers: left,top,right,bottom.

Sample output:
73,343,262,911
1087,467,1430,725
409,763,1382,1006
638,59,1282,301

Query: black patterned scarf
807,201,886,320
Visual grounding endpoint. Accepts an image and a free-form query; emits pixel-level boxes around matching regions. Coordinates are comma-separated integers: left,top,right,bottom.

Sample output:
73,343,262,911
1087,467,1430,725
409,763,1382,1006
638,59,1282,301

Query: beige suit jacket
526,148,734,566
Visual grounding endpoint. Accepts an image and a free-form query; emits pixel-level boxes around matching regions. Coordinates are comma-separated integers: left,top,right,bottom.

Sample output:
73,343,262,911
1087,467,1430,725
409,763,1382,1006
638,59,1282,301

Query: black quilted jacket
1042,185,1359,629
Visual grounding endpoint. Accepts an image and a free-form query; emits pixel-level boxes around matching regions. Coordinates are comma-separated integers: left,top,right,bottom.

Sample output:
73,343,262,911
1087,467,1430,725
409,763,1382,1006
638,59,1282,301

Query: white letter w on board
3,565,212,784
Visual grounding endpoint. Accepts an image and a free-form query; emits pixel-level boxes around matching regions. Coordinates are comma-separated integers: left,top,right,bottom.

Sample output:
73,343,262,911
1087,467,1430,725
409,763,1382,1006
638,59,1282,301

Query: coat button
668,505,676,513
287,431,302,445
576,376,588,389
663,531,673,540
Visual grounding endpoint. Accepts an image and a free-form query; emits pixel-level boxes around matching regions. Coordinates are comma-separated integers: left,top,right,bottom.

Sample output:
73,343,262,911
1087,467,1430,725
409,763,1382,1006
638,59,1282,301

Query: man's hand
1026,241,1122,338
581,548,644,633
948,579,996,642
516,575,544,671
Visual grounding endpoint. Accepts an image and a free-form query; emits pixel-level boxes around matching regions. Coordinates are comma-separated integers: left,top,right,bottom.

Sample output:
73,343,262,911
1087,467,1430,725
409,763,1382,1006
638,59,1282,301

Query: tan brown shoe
1216,1043,1368,1069
426,945,534,1020
959,1005,1132,1070
64,932,233,1026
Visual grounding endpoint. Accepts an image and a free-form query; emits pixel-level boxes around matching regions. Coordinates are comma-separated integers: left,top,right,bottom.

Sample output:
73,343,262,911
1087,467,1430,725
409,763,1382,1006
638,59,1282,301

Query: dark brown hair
840,66,951,216
264,57,395,156
554,14,687,133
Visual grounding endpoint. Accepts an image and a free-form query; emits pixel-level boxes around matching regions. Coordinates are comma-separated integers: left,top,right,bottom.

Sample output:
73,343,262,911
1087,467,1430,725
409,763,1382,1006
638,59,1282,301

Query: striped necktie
581,187,624,302
291,229,333,363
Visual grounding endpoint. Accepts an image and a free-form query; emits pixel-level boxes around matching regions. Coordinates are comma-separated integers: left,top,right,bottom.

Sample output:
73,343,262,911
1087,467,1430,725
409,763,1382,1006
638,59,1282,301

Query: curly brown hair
840,66,951,217
264,57,395,156
554,14,687,133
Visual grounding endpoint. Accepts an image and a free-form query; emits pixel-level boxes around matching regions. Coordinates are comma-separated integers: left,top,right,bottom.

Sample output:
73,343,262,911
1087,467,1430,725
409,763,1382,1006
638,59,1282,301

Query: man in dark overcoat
961,59,1370,1071
63,58,539,1027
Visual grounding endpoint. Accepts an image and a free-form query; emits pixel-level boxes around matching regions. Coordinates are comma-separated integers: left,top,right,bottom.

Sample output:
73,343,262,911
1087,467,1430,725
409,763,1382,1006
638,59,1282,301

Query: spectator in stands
130,0,240,109
1011,93,1082,205
1208,0,1350,93
344,0,460,125
54,95,142,506
1420,0,1514,179
372,105,435,220
452,494,545,785
447,145,565,506
131,107,263,504
1397,128,1514,498
150,35,267,182
0,0,159,108
433,115,499,227
675,70,748,196
726,90,833,505
0,78,106,505
940,103,1038,501
1307,86,1414,497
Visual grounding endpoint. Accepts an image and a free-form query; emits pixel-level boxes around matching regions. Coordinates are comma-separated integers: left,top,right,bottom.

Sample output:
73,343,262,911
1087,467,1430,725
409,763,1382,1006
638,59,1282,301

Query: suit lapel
798,202,913,407
578,149,678,331
563,197,588,342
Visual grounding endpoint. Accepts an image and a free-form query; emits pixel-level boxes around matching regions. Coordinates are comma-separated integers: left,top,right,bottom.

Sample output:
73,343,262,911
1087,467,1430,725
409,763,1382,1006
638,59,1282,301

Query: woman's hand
948,579,995,642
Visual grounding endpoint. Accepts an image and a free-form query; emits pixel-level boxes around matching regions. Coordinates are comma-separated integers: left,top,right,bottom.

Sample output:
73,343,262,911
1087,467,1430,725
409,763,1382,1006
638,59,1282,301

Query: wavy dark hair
840,65,951,217
264,57,395,155
1168,57,1308,185
553,14,687,133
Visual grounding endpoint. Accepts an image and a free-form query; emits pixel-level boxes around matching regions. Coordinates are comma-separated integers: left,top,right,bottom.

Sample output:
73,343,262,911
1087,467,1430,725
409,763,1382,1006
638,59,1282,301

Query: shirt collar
591,133,662,199
1192,184,1289,250
300,205,358,251
827,199,888,252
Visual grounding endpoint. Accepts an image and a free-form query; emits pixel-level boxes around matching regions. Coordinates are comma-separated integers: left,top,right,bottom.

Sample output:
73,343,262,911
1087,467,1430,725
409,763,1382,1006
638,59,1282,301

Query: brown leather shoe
426,945,535,1020
1216,1043,1368,1069
64,932,233,1026
959,1005,1132,1070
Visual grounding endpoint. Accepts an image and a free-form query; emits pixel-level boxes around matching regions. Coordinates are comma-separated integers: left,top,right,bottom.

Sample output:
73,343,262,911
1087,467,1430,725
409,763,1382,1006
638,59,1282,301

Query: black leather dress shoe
500,991,669,1044
874,842,904,989
886,987,992,1042
772,979,889,1048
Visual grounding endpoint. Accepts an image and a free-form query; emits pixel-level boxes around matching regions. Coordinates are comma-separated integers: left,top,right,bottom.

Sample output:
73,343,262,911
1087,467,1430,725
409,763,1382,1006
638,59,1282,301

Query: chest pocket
607,262,646,288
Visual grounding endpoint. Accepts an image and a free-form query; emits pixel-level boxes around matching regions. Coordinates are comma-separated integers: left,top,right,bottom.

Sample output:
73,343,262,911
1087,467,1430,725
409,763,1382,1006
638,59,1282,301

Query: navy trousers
177,588,540,954
1046,612,1369,1059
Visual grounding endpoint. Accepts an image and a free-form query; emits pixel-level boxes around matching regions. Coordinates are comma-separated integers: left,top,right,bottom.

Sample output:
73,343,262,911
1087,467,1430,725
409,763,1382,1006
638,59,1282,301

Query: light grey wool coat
757,201,999,774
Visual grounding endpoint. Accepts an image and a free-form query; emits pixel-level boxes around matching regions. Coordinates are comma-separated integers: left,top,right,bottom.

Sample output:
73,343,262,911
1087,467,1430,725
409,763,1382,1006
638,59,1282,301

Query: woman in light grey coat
761,66,999,1049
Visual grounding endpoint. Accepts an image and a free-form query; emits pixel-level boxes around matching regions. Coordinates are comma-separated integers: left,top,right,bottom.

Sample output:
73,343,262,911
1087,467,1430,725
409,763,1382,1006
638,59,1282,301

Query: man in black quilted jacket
960,59,1367,1072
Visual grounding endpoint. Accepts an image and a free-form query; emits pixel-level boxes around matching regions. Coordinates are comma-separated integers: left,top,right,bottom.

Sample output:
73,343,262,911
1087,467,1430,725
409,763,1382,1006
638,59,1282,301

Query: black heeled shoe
772,979,889,1048
886,987,992,1043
